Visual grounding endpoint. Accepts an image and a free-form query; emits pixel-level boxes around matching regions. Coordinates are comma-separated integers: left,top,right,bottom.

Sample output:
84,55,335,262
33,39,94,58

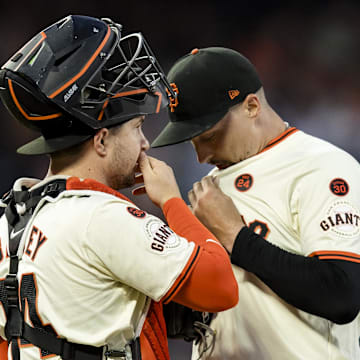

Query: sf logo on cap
167,83,179,113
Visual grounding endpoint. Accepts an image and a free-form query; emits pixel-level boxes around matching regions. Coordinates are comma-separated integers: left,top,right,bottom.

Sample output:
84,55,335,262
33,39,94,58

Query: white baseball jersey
0,176,197,359
193,128,360,360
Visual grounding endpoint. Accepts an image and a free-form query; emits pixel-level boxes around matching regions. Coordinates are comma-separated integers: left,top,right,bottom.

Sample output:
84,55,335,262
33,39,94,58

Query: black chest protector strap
2,179,122,360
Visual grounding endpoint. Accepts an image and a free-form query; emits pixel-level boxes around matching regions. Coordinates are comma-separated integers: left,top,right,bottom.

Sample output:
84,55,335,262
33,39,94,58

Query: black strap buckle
5,307,23,339
5,274,19,307
104,337,142,359
104,349,127,358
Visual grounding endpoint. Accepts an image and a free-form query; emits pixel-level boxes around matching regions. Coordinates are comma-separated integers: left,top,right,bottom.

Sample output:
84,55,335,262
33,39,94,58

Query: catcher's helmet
0,15,176,155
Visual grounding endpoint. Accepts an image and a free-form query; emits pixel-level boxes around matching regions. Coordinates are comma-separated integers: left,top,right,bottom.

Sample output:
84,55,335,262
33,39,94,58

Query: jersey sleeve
161,198,238,311
85,200,197,301
295,149,360,260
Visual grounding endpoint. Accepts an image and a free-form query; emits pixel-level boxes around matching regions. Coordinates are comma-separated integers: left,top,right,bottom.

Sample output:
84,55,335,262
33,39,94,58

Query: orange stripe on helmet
96,88,162,121
97,98,110,121
8,79,62,121
111,88,149,99
15,31,47,72
154,91,162,113
49,26,112,99
97,89,149,121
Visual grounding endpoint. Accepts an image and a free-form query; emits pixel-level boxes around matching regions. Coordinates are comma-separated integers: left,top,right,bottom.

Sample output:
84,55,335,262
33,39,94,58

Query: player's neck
258,110,287,152
46,157,109,187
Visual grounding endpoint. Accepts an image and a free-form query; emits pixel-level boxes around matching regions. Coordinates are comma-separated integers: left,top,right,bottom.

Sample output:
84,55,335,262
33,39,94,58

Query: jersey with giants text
193,128,360,360
0,176,197,359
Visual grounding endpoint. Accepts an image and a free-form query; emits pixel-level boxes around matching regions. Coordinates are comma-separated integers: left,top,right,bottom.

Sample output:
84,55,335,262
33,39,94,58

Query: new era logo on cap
228,90,240,100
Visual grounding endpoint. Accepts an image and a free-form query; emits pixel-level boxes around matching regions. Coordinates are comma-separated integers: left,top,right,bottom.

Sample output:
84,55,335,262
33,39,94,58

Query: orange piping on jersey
8,79,62,120
162,245,201,304
259,127,299,155
309,250,360,258
162,197,238,311
49,26,111,99
309,250,360,263
15,31,47,72
172,242,238,312
317,255,360,263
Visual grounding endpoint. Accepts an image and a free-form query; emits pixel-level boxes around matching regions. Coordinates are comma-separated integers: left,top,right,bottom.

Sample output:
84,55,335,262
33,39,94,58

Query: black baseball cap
151,47,262,148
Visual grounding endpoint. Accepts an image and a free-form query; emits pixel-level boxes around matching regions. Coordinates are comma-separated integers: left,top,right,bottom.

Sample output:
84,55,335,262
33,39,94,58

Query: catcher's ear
93,128,109,156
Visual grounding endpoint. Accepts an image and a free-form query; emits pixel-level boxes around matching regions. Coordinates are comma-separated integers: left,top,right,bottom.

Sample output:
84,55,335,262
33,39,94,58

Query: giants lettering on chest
24,226,48,261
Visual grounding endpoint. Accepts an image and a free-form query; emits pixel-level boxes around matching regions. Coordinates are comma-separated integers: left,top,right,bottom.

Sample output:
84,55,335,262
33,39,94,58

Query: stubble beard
108,147,138,189
109,167,136,190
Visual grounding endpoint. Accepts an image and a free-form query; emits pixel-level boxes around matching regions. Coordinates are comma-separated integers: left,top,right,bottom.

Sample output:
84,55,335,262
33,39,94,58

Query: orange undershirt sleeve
162,198,238,312
0,340,8,359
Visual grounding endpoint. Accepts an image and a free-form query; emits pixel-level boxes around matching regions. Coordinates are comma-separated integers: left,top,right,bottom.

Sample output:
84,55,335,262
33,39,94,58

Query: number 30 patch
329,178,349,196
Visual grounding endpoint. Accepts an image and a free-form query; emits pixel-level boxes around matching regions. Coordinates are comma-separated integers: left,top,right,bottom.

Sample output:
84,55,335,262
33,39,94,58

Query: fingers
201,175,220,189
146,155,166,170
189,176,210,205
132,186,147,196
212,175,220,187
193,180,203,193
188,189,195,207
201,176,214,190
138,152,152,173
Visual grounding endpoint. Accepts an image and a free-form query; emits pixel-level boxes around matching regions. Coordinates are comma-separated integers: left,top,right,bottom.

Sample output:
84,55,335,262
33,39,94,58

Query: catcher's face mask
0,15,177,155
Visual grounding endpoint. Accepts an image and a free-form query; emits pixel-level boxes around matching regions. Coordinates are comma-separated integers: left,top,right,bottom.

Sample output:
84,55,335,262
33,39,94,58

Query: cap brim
151,108,228,148
17,134,93,155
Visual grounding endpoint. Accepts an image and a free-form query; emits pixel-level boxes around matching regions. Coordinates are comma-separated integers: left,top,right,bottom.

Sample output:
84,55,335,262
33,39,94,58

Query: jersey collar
66,177,133,203
259,127,298,155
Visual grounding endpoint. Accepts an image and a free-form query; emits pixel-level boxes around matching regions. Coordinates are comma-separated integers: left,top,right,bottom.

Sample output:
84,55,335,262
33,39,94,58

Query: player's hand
132,152,182,208
188,176,245,253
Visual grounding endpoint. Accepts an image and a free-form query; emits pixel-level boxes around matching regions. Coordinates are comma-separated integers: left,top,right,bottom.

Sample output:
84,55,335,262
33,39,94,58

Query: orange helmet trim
8,79,62,121
49,26,112,99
